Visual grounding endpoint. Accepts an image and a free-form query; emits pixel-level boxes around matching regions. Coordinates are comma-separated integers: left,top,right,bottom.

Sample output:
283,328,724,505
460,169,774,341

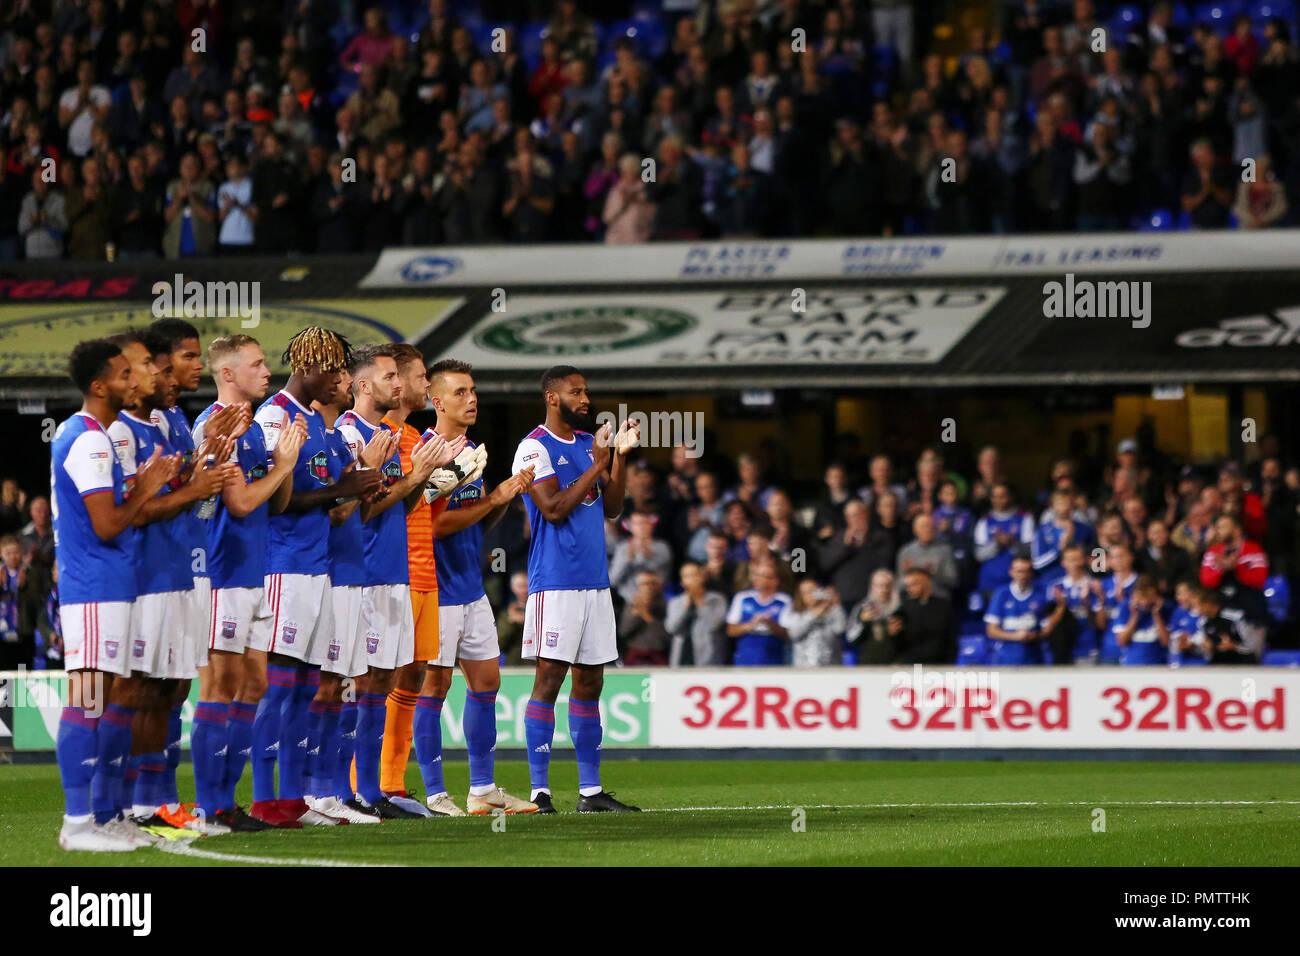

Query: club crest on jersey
545,630,559,648
221,620,236,640
581,485,602,506
366,635,380,654
382,460,402,485
249,463,267,480
133,640,145,658
327,642,340,662
105,640,119,659
281,625,297,645
309,451,329,482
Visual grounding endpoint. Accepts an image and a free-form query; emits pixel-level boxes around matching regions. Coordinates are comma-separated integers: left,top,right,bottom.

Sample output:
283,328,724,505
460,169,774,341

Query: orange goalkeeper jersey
385,417,446,592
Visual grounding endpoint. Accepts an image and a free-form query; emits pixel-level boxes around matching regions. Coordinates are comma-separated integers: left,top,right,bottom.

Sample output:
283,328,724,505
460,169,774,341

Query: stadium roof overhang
3,232,1300,400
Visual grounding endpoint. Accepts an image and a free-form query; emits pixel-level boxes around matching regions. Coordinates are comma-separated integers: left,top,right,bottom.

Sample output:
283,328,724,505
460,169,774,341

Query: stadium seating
1261,649,1300,666
957,634,990,666
1264,575,1291,623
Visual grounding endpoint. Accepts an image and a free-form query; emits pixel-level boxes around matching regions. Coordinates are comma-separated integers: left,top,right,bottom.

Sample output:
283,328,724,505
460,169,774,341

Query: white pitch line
155,839,404,867
641,799,1300,812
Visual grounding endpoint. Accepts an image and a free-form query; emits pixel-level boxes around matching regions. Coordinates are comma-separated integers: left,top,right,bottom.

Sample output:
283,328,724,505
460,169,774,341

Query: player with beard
105,331,234,838
191,334,308,832
512,366,642,813
52,339,179,851
247,328,385,828
413,359,536,815
144,318,246,828
376,344,445,815
336,345,460,818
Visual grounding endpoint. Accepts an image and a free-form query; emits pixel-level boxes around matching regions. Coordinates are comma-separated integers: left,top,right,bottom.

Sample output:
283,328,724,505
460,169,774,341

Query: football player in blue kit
512,366,641,813
248,328,384,828
51,340,179,851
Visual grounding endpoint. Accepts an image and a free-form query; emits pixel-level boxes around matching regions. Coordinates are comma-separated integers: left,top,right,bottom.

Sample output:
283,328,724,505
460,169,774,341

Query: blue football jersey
984,582,1050,665
512,425,610,594
337,411,408,587
422,429,486,606
255,390,333,576
1113,603,1167,665
974,509,1035,593
1099,572,1138,661
725,588,794,665
151,404,201,583
1031,519,1094,574
51,412,135,605
108,411,191,594
325,426,367,588
194,402,270,589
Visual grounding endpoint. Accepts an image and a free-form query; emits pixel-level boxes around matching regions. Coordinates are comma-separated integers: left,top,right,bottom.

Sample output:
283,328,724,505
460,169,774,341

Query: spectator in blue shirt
725,559,794,665
1115,575,1170,665
216,152,255,253
985,554,1065,665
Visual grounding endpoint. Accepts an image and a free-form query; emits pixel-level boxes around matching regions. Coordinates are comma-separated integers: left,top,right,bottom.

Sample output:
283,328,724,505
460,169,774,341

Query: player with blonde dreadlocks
243,327,387,828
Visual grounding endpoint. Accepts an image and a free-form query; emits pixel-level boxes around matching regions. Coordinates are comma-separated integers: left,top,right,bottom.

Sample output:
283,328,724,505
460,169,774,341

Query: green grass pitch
3,760,1298,866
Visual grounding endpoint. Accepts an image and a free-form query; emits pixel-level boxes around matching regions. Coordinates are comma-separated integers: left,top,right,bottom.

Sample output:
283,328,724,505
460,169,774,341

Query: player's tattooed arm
433,465,534,537
85,447,181,540
227,414,308,518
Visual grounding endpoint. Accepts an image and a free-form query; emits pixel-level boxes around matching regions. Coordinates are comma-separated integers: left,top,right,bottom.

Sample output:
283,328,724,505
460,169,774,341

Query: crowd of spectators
475,431,1300,667
0,480,57,670
3,0,1300,261
6,421,1297,669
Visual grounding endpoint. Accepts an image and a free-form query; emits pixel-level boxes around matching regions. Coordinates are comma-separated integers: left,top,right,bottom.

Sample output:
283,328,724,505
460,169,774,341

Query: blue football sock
524,699,555,796
92,704,134,824
568,697,603,795
334,701,358,801
464,690,497,791
252,665,294,803
413,695,446,796
133,751,166,814
191,701,229,815
223,701,257,809
161,703,182,806
56,707,99,818
307,700,340,799
354,692,387,804
277,667,316,802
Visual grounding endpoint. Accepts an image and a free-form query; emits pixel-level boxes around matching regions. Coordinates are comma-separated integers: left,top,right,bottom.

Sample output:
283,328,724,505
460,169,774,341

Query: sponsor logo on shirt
309,451,329,482
557,455,568,465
